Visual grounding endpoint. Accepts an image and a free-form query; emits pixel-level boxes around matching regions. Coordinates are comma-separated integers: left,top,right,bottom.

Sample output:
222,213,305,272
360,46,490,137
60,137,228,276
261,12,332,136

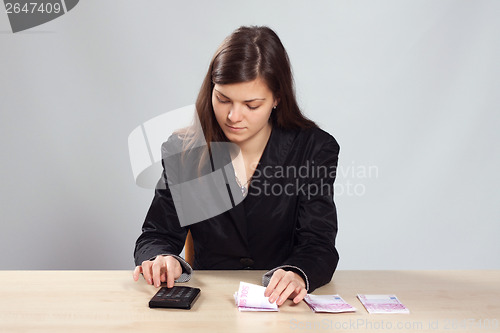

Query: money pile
357,294,410,314
304,294,357,313
234,282,279,312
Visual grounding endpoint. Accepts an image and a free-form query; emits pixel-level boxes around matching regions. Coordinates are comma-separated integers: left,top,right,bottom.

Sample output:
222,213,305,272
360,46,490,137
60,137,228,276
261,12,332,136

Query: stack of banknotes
234,282,278,312
233,282,408,314
304,294,357,313
357,294,410,314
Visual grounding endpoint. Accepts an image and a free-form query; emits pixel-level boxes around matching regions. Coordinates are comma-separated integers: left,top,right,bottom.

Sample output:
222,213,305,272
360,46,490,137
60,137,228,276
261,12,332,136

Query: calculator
149,286,201,310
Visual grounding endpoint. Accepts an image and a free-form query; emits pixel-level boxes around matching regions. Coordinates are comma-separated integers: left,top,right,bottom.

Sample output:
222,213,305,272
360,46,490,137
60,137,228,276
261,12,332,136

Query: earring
273,105,277,110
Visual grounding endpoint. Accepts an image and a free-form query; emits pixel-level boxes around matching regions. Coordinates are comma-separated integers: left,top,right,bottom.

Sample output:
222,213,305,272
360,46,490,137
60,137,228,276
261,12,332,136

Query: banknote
357,294,410,314
234,282,279,312
304,294,357,313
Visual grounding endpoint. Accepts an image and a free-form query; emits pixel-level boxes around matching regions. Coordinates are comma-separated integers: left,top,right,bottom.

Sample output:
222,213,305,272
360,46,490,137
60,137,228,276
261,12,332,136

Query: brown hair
191,26,317,148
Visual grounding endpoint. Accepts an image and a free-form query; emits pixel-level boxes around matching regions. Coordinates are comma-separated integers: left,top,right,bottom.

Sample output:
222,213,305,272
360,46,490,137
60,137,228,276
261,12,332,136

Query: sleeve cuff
149,254,193,283
261,265,310,292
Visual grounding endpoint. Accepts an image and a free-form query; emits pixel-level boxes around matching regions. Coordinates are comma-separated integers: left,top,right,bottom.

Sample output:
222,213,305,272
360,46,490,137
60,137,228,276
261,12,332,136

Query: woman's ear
274,96,281,108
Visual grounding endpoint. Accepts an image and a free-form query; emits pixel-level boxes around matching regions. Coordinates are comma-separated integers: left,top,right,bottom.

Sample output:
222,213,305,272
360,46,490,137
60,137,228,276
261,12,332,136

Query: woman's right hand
133,255,182,288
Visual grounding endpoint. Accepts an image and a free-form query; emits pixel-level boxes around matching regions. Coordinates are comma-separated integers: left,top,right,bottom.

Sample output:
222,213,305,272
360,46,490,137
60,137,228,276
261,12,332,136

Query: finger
264,269,285,297
165,258,177,288
141,261,153,285
277,283,298,306
173,259,182,279
152,257,164,287
133,266,142,281
293,288,308,304
269,271,294,303
268,281,287,304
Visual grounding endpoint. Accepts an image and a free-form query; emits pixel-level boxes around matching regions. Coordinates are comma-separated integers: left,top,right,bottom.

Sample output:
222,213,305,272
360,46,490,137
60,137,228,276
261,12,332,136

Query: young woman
133,26,340,306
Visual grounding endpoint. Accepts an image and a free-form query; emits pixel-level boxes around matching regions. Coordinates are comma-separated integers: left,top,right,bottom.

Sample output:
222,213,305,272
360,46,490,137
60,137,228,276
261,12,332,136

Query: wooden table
0,270,498,332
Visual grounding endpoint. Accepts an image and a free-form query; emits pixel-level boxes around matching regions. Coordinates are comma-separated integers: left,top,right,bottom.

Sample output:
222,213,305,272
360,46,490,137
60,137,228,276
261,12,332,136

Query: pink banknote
304,294,357,313
357,294,410,314
234,282,279,312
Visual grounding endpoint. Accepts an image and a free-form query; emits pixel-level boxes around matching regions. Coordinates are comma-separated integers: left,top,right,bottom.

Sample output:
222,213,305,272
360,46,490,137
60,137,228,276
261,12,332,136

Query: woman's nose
228,105,244,122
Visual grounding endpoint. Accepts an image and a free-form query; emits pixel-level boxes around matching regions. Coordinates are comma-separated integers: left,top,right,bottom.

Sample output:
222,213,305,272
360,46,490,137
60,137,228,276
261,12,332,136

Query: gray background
1,0,499,270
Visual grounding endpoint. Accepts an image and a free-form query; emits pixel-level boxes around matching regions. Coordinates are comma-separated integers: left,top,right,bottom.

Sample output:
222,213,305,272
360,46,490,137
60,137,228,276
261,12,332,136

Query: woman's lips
226,124,246,132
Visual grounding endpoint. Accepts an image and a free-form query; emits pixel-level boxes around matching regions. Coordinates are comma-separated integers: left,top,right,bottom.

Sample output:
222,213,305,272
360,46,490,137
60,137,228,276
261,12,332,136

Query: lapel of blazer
257,126,298,169
226,160,248,248
208,141,249,248
226,126,298,247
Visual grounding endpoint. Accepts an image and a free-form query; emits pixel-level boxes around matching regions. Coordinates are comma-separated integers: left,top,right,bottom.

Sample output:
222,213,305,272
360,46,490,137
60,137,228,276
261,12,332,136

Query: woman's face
212,78,277,146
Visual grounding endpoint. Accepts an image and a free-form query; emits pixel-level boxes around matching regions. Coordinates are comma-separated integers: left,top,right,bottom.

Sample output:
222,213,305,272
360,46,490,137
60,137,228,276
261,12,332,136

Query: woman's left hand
264,269,307,306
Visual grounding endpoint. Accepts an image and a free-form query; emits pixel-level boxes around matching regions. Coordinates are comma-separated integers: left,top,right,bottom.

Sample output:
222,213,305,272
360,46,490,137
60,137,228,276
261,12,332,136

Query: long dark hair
192,26,317,149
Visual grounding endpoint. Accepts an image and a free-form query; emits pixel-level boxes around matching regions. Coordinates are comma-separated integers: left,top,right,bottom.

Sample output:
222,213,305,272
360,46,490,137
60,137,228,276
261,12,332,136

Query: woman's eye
217,96,230,104
247,105,260,110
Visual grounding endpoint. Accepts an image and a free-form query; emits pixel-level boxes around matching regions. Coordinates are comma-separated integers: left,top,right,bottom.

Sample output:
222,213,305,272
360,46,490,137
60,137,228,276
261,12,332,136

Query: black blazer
134,126,340,292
